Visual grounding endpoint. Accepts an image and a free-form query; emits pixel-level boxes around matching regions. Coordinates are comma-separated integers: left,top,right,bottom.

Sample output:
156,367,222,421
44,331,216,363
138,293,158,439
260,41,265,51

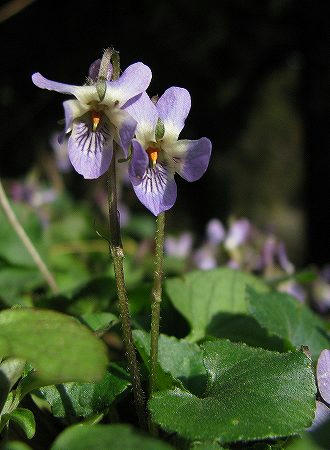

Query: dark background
1,0,329,265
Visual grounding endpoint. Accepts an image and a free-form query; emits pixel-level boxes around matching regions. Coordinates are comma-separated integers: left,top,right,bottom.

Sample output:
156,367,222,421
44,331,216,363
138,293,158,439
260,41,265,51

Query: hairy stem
0,178,59,294
150,212,165,395
107,147,147,429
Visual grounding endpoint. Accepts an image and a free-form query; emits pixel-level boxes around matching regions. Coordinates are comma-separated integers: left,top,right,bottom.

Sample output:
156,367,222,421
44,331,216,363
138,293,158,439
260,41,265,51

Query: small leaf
80,312,118,334
7,408,35,439
51,424,174,450
166,268,269,341
0,308,108,385
37,364,130,417
247,290,330,360
133,330,182,391
149,340,316,443
133,330,206,395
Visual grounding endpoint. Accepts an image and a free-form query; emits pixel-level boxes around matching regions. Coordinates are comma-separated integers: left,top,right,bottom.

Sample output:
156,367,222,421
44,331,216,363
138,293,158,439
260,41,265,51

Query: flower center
91,110,102,132
146,146,159,168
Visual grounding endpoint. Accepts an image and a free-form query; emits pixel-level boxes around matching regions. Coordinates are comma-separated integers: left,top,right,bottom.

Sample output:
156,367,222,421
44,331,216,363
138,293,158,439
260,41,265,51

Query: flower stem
106,146,147,429
0,178,59,294
150,212,165,395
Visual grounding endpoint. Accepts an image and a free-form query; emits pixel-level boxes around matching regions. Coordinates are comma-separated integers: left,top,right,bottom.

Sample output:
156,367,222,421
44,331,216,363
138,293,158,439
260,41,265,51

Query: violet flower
165,232,193,258
312,266,330,313
224,218,251,250
193,244,217,270
308,349,330,431
206,219,225,246
50,132,71,173
123,88,212,215
32,59,152,179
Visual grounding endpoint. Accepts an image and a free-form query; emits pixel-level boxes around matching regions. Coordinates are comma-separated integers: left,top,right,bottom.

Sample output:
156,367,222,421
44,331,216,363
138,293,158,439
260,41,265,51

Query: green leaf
206,313,285,351
79,312,118,334
0,308,108,385
133,330,206,395
133,331,183,391
7,408,35,439
51,424,174,450
37,364,130,417
1,442,32,450
285,435,322,450
0,358,25,413
0,203,45,267
190,443,225,450
166,268,269,341
149,340,316,443
0,266,43,305
247,290,330,360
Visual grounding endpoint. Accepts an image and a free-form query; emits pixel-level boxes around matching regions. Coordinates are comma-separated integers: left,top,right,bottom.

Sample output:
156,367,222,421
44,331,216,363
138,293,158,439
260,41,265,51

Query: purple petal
49,132,71,173
225,219,251,250
317,349,330,404
129,140,148,180
32,73,97,105
165,232,193,258
109,108,137,156
63,99,88,133
278,281,306,303
129,162,177,216
104,62,152,107
277,242,295,274
171,138,212,182
193,245,217,270
307,401,330,431
88,59,113,81
68,116,113,179
122,92,158,143
206,219,225,245
156,87,191,139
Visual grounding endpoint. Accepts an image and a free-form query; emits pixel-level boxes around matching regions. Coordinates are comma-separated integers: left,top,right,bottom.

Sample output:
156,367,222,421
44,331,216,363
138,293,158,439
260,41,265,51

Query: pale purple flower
224,219,251,250
123,88,212,215
277,241,294,274
165,232,193,258
206,219,225,246
193,244,217,270
10,182,56,208
308,349,330,431
312,266,330,313
278,280,306,302
317,349,330,404
32,59,152,179
50,132,71,173
261,236,295,275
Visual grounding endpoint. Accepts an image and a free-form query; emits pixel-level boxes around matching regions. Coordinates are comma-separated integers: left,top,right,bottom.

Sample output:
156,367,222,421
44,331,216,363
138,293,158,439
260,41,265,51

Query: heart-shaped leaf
37,364,130,417
149,340,316,443
0,308,108,385
247,290,330,360
166,268,268,341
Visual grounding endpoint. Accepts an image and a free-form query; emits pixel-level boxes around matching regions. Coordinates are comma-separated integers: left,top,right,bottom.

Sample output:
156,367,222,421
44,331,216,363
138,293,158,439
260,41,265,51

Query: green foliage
0,203,45,267
0,308,108,385
149,340,316,443
166,268,269,341
4,408,36,439
51,424,174,450
0,190,326,449
134,330,206,395
1,442,32,450
37,364,130,417
247,289,330,360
